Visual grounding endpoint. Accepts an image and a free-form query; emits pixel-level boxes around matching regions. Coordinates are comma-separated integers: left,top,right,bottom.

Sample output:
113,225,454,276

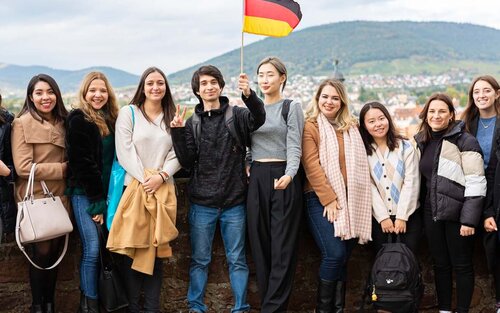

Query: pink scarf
317,114,372,244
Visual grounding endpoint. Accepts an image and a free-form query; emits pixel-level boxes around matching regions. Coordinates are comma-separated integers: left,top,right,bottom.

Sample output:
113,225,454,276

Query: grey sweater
250,99,304,178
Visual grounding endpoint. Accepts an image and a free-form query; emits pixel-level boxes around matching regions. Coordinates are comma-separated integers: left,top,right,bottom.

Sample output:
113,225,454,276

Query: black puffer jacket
172,91,265,208
415,121,486,227
0,110,15,234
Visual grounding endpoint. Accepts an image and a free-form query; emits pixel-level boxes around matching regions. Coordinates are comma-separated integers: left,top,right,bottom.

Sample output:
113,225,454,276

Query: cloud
1,0,498,75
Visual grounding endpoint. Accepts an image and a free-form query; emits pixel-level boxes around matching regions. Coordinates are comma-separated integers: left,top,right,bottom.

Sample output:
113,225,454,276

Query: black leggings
29,236,64,305
423,210,475,313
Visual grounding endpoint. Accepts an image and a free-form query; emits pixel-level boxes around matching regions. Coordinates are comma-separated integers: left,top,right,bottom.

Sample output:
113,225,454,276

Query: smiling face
473,79,500,115
30,81,57,119
427,99,453,131
257,63,286,97
144,71,166,102
317,84,342,119
197,74,222,102
85,79,108,110
363,108,389,141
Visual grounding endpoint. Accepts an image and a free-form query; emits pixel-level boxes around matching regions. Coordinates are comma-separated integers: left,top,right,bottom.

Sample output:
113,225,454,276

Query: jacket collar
414,120,464,145
194,96,230,117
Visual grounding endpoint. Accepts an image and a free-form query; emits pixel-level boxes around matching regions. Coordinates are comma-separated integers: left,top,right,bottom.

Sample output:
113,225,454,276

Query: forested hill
168,21,500,82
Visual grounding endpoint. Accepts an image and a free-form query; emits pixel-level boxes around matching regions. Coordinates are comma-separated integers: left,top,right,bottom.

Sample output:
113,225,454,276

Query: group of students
0,56,499,313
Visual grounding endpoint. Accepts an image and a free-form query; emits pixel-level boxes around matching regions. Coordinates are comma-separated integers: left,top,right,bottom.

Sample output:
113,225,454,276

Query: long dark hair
461,75,500,133
417,93,456,143
130,67,176,132
18,74,68,122
359,101,404,155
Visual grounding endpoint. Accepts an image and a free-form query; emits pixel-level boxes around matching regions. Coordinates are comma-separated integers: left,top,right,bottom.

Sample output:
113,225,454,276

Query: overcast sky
1,0,498,75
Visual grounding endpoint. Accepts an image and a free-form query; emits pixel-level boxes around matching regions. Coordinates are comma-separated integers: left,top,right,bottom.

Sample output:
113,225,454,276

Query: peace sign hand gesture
170,104,187,128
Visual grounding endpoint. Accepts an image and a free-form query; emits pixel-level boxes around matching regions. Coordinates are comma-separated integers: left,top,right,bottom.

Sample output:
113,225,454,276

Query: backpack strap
191,112,201,151
129,105,135,129
192,105,243,149
282,99,293,124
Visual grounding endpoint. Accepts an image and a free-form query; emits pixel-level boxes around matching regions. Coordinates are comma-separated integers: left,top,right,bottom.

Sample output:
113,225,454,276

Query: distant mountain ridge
0,64,139,94
168,21,500,82
2,21,500,94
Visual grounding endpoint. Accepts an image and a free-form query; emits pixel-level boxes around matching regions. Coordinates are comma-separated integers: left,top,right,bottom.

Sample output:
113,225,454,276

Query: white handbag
15,163,73,270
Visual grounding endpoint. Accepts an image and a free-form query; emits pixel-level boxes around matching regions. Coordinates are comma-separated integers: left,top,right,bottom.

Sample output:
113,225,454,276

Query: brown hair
417,93,456,143
461,75,500,133
130,67,176,131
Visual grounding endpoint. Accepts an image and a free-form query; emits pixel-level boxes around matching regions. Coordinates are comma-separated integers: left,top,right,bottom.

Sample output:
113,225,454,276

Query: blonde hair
75,72,119,136
305,78,357,130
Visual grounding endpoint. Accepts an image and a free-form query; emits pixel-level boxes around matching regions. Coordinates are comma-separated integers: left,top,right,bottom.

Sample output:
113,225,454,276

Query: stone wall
0,181,496,312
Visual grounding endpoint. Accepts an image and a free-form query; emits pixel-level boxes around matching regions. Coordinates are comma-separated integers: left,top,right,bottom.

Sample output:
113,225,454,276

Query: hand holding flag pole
241,0,302,74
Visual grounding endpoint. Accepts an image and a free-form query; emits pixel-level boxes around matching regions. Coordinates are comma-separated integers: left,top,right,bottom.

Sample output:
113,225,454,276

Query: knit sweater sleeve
285,100,305,178
115,106,145,183
161,146,181,178
396,141,420,221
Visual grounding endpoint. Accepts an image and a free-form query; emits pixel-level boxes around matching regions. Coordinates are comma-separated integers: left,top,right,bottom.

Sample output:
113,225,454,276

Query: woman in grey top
247,56,305,313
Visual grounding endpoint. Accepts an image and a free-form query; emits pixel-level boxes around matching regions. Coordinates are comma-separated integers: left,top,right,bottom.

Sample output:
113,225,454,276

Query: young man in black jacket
171,65,265,313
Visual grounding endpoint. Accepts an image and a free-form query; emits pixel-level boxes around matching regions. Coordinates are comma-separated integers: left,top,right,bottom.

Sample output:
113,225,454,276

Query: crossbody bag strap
15,219,69,271
15,162,69,270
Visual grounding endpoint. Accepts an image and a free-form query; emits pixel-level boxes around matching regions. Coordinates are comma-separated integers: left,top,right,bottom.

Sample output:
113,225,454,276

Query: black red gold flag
243,0,302,37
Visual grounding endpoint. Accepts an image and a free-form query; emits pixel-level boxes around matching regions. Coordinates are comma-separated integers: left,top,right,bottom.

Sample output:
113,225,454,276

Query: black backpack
191,99,293,149
366,238,423,313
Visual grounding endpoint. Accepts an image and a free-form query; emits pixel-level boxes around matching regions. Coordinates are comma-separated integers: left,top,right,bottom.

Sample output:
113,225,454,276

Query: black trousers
371,211,422,255
423,210,475,313
247,162,303,313
120,256,163,313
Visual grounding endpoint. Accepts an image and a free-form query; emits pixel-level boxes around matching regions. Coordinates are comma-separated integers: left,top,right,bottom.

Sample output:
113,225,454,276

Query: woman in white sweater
359,101,421,254
113,67,181,313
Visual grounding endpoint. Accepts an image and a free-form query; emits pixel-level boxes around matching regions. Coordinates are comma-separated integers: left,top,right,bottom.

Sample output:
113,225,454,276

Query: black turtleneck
420,129,447,210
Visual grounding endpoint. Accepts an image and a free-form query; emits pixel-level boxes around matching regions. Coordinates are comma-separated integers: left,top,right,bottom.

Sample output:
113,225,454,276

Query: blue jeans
72,195,100,299
187,203,250,313
305,192,355,282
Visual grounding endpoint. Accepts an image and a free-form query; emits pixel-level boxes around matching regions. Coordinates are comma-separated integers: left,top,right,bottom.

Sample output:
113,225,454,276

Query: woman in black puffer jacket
415,93,486,313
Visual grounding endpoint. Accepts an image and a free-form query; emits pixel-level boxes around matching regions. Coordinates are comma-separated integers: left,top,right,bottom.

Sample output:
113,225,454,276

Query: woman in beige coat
12,74,69,313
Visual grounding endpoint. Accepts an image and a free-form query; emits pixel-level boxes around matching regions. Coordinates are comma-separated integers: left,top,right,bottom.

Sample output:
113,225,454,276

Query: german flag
243,0,302,37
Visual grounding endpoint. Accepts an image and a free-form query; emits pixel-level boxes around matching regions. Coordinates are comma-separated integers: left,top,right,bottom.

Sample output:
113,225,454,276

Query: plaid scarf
318,114,372,244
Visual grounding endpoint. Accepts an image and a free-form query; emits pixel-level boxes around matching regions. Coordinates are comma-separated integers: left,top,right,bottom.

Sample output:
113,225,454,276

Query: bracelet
158,173,166,183
158,172,168,183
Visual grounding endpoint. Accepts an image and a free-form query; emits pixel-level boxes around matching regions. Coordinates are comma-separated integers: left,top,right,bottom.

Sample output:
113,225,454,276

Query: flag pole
241,0,245,74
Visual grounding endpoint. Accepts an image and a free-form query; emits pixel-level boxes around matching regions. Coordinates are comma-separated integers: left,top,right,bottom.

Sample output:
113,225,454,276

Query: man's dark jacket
171,90,265,208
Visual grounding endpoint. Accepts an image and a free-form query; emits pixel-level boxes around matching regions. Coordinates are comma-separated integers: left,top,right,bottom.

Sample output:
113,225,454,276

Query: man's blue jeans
72,195,100,299
187,203,250,313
